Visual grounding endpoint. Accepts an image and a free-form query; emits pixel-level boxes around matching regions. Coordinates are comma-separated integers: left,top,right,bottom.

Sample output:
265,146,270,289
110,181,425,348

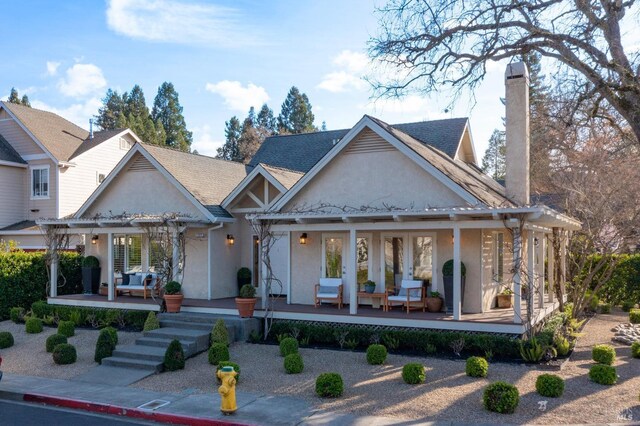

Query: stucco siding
481,229,514,312
210,224,241,299
0,165,26,227
0,116,44,157
182,228,209,299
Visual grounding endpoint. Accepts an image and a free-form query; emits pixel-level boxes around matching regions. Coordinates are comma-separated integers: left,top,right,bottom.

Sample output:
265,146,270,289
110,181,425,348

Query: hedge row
268,320,520,360
585,254,640,305
0,251,83,320
27,301,148,331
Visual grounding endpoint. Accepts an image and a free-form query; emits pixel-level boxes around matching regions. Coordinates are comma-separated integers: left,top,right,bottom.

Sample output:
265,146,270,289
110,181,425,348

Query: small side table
357,292,388,311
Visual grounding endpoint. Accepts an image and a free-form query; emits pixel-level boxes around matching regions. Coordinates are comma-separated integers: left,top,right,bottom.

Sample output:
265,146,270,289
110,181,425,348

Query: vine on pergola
41,224,70,296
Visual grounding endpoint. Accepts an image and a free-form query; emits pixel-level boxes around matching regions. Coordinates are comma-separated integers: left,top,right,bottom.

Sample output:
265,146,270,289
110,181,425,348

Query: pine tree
20,95,30,107
151,82,192,152
123,85,163,145
95,89,126,130
7,88,20,104
277,86,316,134
481,129,506,180
256,104,277,134
216,117,242,161
238,114,261,164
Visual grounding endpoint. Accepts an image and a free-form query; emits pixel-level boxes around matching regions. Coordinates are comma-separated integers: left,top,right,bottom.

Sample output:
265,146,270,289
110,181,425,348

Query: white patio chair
314,278,344,309
386,279,425,314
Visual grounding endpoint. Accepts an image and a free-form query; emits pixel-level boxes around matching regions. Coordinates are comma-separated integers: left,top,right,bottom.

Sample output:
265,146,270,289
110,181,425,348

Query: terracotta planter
497,294,514,309
235,297,257,318
164,294,184,313
426,297,443,313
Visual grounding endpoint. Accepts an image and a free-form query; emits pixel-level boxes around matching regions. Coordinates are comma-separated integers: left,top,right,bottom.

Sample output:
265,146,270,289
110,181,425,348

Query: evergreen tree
481,129,506,180
95,89,125,130
123,85,163,145
151,82,192,152
6,88,30,107
277,86,316,134
216,116,242,161
20,95,30,107
256,104,276,134
238,114,261,164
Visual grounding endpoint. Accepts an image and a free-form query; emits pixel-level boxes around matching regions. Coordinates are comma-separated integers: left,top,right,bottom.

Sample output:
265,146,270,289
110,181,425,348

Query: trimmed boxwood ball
366,344,387,365
57,320,75,337
208,343,230,365
25,317,43,334
10,307,25,323
211,319,229,347
143,312,160,331
100,326,118,345
53,343,77,365
631,341,640,359
94,330,115,364
315,373,344,398
46,334,67,353
0,331,14,349
284,353,304,374
535,374,565,397
589,364,617,385
164,339,185,371
466,356,489,378
216,361,241,383
279,337,299,357
402,363,425,384
483,381,519,414
592,344,616,365
630,309,640,324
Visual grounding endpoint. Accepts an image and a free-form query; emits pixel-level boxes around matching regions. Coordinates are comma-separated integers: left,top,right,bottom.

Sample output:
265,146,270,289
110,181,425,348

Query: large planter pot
426,297,443,313
364,284,376,294
497,294,514,309
164,294,184,313
235,297,257,318
82,267,101,294
443,276,466,314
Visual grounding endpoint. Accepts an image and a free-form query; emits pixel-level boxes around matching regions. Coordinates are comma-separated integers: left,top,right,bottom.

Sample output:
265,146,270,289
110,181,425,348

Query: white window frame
356,233,374,285
493,231,505,284
119,137,130,150
379,232,438,291
30,165,50,200
321,233,348,278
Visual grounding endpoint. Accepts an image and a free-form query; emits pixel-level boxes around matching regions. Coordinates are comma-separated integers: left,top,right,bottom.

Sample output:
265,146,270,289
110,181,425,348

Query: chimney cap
505,61,529,80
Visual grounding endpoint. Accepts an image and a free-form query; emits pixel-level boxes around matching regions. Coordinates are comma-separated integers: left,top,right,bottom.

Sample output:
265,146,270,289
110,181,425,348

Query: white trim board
0,160,27,168
222,164,287,209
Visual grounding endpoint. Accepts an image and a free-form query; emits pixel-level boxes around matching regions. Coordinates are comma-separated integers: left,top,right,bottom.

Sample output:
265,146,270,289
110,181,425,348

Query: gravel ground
0,321,139,379
134,309,640,424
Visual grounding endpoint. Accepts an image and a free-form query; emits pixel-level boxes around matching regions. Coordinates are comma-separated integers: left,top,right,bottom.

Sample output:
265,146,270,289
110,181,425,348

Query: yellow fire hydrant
217,366,238,415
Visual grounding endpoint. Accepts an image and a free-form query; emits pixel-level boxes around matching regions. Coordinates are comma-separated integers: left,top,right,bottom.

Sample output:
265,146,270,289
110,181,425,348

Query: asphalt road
0,400,158,425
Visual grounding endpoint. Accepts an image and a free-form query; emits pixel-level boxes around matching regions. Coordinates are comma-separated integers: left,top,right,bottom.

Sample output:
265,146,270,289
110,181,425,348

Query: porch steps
100,356,163,372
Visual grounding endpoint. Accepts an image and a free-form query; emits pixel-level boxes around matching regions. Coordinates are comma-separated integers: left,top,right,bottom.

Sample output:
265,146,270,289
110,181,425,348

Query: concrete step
135,337,197,354
157,312,261,342
143,327,209,353
159,319,217,332
113,344,168,362
101,356,162,372
158,312,240,324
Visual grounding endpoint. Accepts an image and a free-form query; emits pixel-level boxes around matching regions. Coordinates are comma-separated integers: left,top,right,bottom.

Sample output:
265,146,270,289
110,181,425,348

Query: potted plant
442,259,466,314
426,291,443,312
497,288,514,308
164,281,184,313
81,255,101,294
237,267,252,295
236,284,257,318
363,280,376,294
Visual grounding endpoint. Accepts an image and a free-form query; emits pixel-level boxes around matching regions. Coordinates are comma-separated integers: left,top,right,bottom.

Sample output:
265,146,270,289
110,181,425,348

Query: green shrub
466,356,489,378
239,284,256,298
57,320,75,337
315,373,344,397
423,343,437,355
211,319,229,346
366,344,387,365
402,363,425,384
94,330,115,364
164,281,182,295
53,343,77,365
442,259,466,277
216,361,241,382
631,341,640,358
483,381,519,414
621,301,635,312
208,343,230,365
143,312,160,331
46,334,67,352
164,339,185,371
588,294,600,312
25,317,43,334
592,344,616,365
100,326,118,345
284,353,304,374
554,335,571,357
0,331,14,349
82,255,100,268
589,364,617,385
10,307,25,323
279,337,299,357
535,374,564,397
599,303,612,314
630,309,640,324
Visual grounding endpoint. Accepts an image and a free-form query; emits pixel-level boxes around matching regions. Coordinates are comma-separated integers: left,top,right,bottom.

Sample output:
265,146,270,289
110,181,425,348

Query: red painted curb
23,393,252,426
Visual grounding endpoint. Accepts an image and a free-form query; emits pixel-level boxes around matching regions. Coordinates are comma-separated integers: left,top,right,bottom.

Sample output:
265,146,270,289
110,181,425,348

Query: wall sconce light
227,234,235,245
299,233,308,245
91,235,99,245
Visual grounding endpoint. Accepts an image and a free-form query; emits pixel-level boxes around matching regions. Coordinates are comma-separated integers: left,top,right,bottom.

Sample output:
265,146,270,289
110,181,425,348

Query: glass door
382,236,404,292
382,233,436,293
323,235,345,278
410,235,434,289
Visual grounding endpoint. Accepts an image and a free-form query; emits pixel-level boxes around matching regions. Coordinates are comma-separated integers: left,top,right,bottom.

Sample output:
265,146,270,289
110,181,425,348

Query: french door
381,233,436,292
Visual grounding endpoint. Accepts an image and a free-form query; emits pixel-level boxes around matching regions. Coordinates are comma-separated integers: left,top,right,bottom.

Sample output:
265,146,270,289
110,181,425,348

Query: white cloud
205,80,269,112
318,50,369,93
191,124,223,157
46,61,60,76
57,64,107,98
106,0,258,47
30,97,103,130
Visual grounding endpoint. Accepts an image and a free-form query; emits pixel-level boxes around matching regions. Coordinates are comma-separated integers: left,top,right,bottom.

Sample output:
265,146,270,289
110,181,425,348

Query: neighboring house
42,62,580,335
0,101,140,249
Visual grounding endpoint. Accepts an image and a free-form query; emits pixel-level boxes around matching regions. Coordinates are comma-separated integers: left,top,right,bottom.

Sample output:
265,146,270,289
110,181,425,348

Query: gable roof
249,117,470,173
0,132,26,164
69,128,130,159
261,164,304,189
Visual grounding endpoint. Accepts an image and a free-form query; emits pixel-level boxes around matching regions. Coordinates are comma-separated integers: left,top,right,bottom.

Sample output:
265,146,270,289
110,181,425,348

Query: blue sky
1,0,507,158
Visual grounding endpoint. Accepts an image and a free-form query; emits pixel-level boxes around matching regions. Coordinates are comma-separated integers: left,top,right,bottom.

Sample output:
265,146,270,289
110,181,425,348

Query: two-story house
0,101,140,250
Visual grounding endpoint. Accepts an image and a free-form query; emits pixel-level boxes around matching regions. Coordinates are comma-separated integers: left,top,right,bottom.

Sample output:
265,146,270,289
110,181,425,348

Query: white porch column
286,231,291,304
207,227,214,300
349,229,358,315
536,233,545,309
527,231,535,325
513,228,522,324
171,229,180,282
49,236,58,298
107,232,114,301
547,235,555,303
260,240,268,310
453,226,461,320
560,231,567,297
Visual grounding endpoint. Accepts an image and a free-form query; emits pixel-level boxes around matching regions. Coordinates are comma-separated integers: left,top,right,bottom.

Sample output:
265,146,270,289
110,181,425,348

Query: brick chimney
504,61,530,205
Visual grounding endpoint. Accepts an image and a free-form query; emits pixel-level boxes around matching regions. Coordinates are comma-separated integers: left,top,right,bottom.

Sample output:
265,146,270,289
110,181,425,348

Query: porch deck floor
53,294,536,325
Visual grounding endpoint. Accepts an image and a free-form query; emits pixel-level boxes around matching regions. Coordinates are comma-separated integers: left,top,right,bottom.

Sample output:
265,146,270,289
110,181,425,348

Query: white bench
314,278,344,309
386,279,425,313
